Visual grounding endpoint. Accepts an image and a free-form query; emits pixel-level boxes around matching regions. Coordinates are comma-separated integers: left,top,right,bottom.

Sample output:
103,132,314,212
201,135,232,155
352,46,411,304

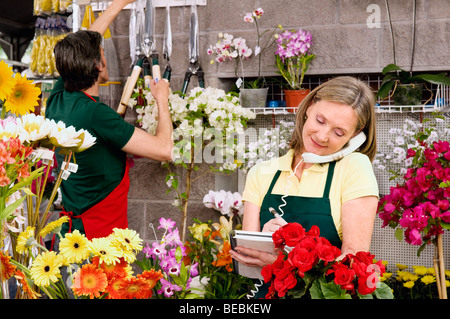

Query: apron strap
322,161,336,198
267,170,282,194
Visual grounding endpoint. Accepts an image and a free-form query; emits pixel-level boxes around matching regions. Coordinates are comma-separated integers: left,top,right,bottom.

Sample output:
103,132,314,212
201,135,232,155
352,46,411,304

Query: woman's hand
230,246,277,268
261,217,287,232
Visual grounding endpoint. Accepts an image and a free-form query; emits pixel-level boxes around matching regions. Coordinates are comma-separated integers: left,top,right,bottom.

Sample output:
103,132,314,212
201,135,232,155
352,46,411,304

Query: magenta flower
157,278,182,298
158,217,176,231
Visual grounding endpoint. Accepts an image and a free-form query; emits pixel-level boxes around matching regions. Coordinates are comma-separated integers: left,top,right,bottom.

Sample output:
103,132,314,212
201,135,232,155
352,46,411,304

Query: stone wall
97,0,450,241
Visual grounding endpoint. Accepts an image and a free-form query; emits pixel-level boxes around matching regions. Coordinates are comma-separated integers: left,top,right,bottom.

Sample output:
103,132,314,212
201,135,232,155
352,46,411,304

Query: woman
230,76,379,269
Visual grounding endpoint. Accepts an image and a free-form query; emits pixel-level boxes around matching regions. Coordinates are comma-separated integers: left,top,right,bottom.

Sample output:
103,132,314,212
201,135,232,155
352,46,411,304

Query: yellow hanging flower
58,229,90,264
30,251,63,287
4,73,41,116
39,216,69,238
88,237,122,265
0,60,14,101
16,226,36,254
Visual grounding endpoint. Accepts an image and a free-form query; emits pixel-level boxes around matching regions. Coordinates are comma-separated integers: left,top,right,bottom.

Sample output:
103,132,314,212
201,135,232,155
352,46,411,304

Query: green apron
260,161,342,248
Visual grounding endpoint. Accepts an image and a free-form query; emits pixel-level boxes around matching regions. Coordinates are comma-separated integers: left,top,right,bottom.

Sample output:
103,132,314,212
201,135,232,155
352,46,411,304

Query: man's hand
89,0,136,35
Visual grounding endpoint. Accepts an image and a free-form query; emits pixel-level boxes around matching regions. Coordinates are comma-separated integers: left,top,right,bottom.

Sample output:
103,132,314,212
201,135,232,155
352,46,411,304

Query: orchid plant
203,190,244,227
274,27,316,90
139,218,202,299
207,7,277,88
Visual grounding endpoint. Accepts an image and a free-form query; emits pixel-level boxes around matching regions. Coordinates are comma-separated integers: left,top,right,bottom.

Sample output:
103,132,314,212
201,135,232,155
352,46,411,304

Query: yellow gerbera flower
88,237,122,265
29,251,63,287
39,216,69,238
4,73,41,116
58,229,90,264
16,226,36,254
111,228,143,252
0,60,14,100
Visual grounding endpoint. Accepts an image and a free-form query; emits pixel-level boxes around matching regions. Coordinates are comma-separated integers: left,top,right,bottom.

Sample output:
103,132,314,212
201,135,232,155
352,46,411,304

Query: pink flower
405,228,422,245
433,140,450,154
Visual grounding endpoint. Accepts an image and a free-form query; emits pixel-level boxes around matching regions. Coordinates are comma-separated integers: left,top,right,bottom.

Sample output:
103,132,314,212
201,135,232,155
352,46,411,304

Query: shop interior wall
96,0,450,266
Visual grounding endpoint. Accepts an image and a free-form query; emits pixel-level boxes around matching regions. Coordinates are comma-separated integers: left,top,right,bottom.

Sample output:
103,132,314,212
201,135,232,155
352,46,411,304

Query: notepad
230,230,274,279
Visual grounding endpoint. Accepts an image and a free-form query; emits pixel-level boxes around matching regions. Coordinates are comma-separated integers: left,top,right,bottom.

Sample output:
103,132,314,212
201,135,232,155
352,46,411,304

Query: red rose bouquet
261,223,393,299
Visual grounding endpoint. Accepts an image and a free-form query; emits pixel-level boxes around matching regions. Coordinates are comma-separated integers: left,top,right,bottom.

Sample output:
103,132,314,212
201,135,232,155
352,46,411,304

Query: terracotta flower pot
284,89,310,113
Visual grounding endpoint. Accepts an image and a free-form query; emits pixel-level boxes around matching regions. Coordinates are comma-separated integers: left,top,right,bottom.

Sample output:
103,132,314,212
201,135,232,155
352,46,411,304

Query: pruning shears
162,2,172,81
181,4,204,95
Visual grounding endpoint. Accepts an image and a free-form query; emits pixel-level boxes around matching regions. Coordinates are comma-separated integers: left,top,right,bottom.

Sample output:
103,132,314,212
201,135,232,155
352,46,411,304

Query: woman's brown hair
290,76,377,161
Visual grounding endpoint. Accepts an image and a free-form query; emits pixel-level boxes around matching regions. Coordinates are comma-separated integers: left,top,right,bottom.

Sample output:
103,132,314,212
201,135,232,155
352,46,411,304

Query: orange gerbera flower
92,256,128,281
138,269,163,289
0,251,16,281
14,269,41,299
118,276,152,299
212,241,233,272
105,276,127,299
72,264,108,299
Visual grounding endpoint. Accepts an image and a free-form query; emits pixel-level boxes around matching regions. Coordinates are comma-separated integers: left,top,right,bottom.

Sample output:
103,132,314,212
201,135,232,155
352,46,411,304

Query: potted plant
207,8,277,108
376,63,450,106
274,26,316,113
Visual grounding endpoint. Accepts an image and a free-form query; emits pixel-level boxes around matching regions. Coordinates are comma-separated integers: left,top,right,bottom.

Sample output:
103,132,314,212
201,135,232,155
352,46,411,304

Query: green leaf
309,279,325,299
320,281,352,299
374,282,394,299
376,80,396,100
0,195,26,220
441,221,450,230
382,63,405,74
394,227,403,241
409,73,450,86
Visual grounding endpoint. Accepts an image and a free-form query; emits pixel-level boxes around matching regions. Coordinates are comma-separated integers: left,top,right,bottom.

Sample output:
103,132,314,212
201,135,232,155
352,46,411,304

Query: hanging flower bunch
262,223,393,299
4,223,162,299
274,27,316,90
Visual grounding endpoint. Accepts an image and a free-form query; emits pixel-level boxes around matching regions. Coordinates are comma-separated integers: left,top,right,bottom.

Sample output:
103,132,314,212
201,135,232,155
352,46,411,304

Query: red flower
357,274,378,295
288,246,317,276
277,222,306,248
329,262,355,288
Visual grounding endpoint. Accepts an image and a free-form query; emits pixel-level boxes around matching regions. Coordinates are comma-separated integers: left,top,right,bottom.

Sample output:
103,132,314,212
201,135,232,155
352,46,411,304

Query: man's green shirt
45,78,135,234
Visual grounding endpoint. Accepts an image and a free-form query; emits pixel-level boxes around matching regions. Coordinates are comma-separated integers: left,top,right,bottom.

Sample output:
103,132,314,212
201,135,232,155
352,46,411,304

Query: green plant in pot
376,64,450,106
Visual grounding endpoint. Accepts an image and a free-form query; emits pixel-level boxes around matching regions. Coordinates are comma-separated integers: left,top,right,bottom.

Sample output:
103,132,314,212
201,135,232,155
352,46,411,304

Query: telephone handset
301,131,367,164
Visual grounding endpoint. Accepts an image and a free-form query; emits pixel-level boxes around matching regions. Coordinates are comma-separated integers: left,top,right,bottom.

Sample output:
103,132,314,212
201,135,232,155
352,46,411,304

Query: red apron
61,160,130,240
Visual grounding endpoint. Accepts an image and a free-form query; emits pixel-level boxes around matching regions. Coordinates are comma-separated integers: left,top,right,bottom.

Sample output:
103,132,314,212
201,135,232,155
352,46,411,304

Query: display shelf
248,105,446,115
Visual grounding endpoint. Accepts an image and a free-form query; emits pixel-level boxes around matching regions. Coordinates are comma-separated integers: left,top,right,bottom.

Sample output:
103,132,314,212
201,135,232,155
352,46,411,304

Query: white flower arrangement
241,120,295,173
131,84,256,172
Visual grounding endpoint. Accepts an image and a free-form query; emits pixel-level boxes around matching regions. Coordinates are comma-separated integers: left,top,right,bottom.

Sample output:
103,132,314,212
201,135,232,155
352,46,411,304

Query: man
46,0,173,239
